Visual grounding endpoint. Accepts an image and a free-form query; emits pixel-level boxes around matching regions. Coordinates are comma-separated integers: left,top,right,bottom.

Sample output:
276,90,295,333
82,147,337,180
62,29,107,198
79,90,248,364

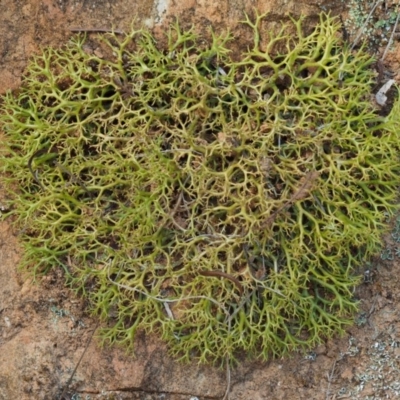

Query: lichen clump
2,13,400,365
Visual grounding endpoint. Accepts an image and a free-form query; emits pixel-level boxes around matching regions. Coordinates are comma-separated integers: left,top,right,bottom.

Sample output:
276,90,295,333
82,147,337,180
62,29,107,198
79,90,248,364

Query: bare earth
2,0,400,399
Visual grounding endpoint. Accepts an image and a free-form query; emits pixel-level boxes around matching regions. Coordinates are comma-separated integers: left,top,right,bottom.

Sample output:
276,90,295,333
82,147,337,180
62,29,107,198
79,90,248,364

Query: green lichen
1,13,400,365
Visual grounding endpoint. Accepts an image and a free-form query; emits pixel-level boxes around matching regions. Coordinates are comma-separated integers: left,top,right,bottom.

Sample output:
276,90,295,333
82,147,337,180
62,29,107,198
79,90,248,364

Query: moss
1,12,400,365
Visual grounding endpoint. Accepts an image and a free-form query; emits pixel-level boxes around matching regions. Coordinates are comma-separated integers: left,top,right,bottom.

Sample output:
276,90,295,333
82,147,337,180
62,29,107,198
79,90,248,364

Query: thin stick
58,321,100,400
350,0,382,51
222,355,231,400
69,28,125,35
260,170,319,229
199,270,244,295
325,359,337,400
381,4,400,61
166,190,187,232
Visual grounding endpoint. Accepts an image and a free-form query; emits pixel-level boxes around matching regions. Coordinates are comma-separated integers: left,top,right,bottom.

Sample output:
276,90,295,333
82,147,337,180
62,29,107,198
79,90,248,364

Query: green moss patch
1,13,400,365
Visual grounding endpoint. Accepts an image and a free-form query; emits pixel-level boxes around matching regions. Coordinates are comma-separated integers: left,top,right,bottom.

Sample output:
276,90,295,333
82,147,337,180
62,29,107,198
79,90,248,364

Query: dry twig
325,359,337,400
69,27,125,34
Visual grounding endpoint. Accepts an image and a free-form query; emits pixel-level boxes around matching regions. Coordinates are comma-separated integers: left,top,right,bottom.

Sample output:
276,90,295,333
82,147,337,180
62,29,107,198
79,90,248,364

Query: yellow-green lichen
1,13,400,365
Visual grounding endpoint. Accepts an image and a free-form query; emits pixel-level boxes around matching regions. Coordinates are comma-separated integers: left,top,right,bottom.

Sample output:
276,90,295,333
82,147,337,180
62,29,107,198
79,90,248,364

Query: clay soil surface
2,1,400,399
